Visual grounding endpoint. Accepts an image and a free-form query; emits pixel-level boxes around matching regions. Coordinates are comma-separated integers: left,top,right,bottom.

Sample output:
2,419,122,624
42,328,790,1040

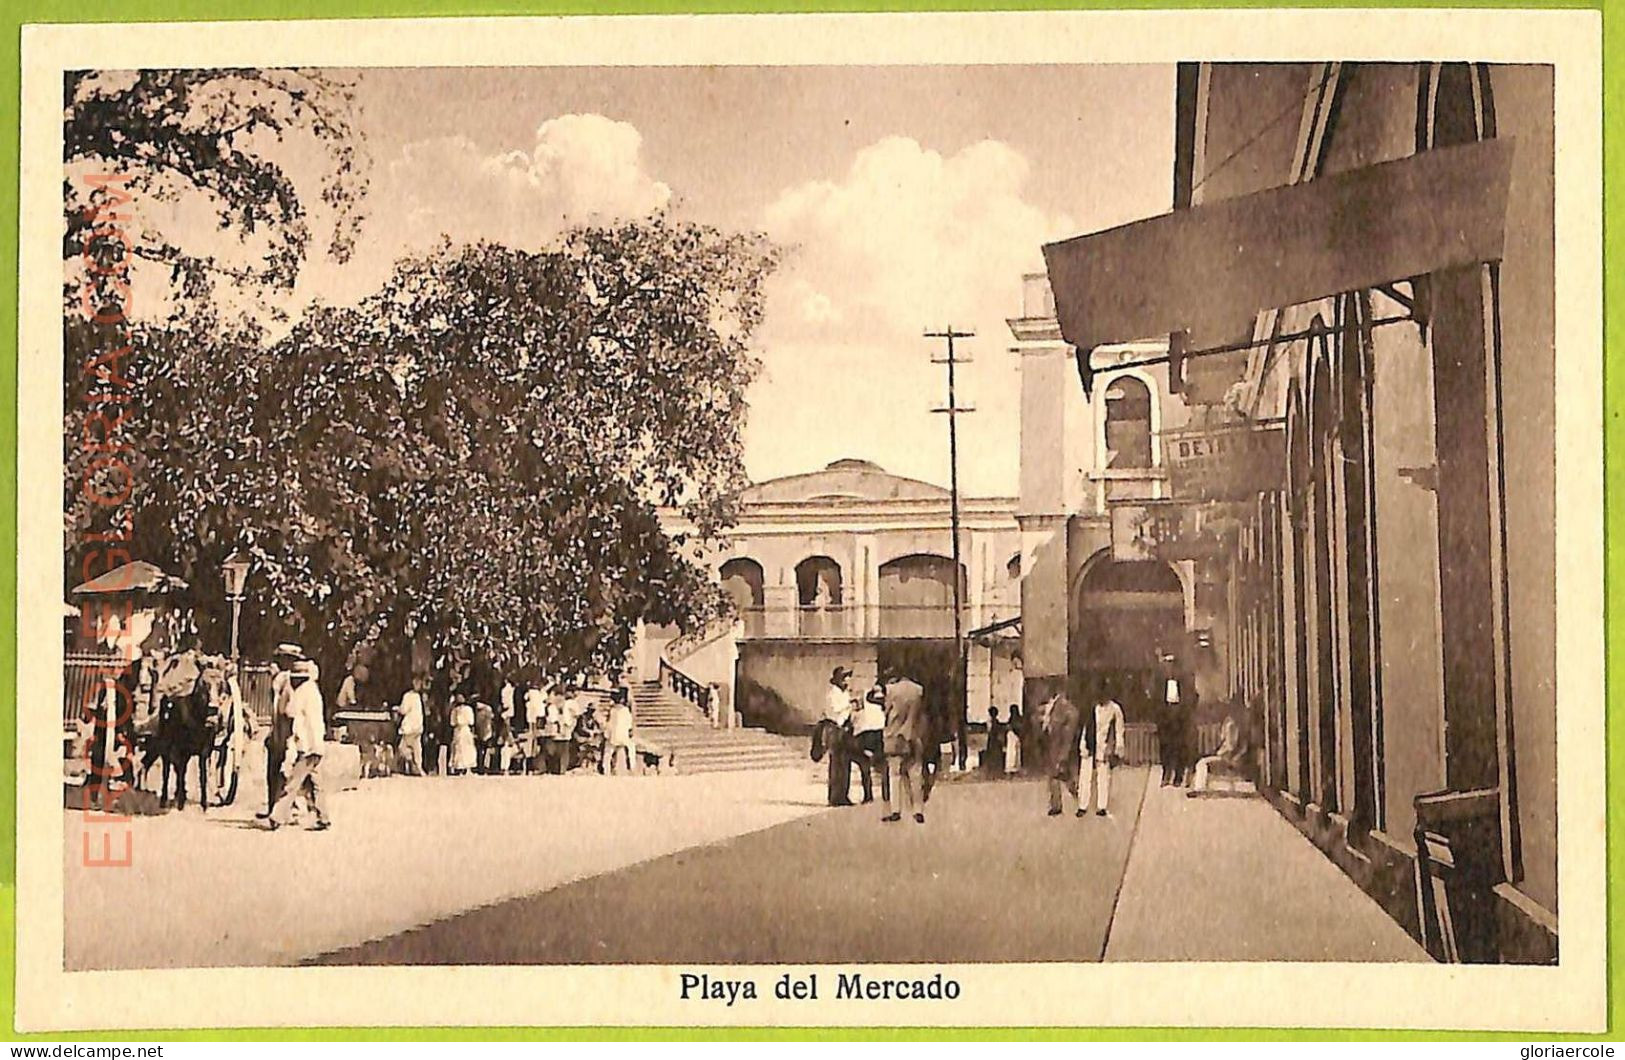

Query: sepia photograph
12,9,1606,1033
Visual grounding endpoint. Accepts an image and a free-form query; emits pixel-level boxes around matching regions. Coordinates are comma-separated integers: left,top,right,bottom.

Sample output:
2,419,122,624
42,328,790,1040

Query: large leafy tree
64,68,367,300
69,220,777,691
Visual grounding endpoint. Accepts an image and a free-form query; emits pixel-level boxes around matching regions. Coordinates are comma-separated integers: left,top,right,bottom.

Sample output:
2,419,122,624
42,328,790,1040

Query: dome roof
744,460,950,503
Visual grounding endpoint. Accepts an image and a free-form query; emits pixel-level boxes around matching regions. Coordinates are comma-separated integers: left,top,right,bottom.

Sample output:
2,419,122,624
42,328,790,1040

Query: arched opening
1412,62,1517,907
795,556,844,638
878,554,964,640
719,557,765,638
794,556,843,608
1069,553,1185,722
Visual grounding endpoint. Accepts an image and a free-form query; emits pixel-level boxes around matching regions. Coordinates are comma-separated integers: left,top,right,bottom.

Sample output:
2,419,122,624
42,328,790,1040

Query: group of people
1032,658,1253,818
250,643,653,833
815,664,934,824
386,677,640,778
1035,680,1129,819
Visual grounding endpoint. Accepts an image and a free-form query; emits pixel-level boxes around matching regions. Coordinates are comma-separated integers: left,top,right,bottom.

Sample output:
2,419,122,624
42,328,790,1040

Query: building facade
654,459,1022,733
1007,280,1223,724
1040,62,1557,963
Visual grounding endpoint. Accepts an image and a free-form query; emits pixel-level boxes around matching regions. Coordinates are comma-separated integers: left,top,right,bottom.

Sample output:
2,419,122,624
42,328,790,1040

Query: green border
2,0,1617,1041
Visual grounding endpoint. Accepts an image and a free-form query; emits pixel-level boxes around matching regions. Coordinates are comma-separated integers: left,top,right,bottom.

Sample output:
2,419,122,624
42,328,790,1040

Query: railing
664,616,736,665
658,657,713,719
63,653,127,725
1113,722,1227,766
732,604,991,641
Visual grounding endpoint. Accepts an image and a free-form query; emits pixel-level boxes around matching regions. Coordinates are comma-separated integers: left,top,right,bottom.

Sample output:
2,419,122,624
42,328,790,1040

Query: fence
63,653,278,726
1118,721,1225,766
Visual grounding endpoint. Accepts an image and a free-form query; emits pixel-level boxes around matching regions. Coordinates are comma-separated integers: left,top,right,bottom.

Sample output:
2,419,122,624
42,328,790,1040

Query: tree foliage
64,68,367,300
67,220,777,691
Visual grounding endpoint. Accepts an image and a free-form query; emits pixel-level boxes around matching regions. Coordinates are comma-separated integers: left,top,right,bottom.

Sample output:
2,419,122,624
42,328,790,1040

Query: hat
273,642,306,660
831,666,853,683
291,659,319,680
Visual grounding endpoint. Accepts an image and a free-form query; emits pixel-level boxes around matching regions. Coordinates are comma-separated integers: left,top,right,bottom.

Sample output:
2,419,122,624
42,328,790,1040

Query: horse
140,651,231,812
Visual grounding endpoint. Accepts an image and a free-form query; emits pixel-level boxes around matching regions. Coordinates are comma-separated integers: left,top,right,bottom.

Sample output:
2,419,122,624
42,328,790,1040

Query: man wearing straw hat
820,666,857,807
258,642,304,819
262,658,331,831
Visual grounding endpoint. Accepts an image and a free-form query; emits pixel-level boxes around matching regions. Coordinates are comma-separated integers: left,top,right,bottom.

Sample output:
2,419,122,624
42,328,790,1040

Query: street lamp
221,548,251,661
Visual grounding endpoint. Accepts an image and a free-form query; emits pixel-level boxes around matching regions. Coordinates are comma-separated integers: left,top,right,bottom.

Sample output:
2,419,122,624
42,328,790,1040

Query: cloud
299,113,670,306
390,115,671,248
747,137,1076,495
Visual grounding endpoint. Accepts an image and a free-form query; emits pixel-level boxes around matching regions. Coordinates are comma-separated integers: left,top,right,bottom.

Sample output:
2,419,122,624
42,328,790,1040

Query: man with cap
821,666,857,807
263,659,331,830
259,643,303,818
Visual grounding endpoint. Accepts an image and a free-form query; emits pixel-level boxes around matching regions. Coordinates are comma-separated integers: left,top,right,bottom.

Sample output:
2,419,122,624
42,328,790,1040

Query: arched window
1006,553,1022,582
719,557,764,612
1102,375,1154,470
795,556,843,608
878,554,965,640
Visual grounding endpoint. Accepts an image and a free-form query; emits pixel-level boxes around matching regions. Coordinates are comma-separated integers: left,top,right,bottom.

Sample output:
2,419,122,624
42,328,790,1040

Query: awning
71,560,189,597
1041,138,1515,355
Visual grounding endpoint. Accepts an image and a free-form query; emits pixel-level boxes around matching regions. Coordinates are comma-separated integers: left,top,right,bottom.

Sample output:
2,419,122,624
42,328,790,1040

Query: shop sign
1110,500,1244,563
1163,421,1285,500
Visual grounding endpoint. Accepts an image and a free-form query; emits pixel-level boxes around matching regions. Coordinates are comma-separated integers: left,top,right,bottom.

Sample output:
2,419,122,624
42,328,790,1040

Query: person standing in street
541,688,571,775
262,659,330,831
259,643,303,819
395,677,425,776
1038,682,1083,817
605,688,636,774
984,705,1008,778
880,667,929,824
473,696,496,774
821,666,856,807
1158,656,1188,787
523,683,548,774
448,694,476,776
1086,682,1127,817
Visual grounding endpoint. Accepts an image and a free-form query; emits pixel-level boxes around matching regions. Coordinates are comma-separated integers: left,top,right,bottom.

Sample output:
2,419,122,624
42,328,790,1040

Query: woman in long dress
449,696,476,776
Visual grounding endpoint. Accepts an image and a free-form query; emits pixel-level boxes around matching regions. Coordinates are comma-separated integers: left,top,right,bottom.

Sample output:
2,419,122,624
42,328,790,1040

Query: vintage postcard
11,7,1607,1034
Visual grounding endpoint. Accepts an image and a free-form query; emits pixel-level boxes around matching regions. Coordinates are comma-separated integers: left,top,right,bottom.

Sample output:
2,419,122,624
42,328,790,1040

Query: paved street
67,760,1429,970
315,770,1152,965
64,765,829,970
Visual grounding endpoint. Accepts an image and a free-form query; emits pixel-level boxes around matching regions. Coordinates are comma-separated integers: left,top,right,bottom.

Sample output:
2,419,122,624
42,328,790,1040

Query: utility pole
928,326,975,770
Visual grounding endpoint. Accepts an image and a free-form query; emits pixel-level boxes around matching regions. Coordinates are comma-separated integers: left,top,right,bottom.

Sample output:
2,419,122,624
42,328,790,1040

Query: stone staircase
629,680,812,775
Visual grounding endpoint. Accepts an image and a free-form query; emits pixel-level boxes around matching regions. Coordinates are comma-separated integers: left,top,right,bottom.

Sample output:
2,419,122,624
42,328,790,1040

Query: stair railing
659,657,713,721
663,615,736,665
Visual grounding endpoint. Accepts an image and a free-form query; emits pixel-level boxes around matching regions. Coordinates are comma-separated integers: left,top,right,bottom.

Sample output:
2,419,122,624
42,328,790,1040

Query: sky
124,65,1177,496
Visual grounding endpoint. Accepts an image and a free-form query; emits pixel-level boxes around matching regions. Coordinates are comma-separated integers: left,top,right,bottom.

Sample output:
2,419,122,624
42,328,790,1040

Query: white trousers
1087,756,1113,812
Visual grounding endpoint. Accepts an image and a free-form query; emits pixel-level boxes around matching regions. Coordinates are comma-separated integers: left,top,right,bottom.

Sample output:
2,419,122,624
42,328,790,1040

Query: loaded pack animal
138,651,233,812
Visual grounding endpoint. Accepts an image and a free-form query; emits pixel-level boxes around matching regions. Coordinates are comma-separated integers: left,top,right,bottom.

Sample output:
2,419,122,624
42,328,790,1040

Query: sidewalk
1104,782,1430,962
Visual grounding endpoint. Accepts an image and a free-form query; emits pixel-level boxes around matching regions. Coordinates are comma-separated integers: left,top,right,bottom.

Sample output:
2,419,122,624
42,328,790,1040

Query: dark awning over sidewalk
1041,138,1515,355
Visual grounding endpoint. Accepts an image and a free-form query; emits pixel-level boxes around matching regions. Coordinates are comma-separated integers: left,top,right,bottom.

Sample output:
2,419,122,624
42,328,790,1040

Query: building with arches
1006,277,1211,724
1037,62,1557,963
655,459,1022,732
